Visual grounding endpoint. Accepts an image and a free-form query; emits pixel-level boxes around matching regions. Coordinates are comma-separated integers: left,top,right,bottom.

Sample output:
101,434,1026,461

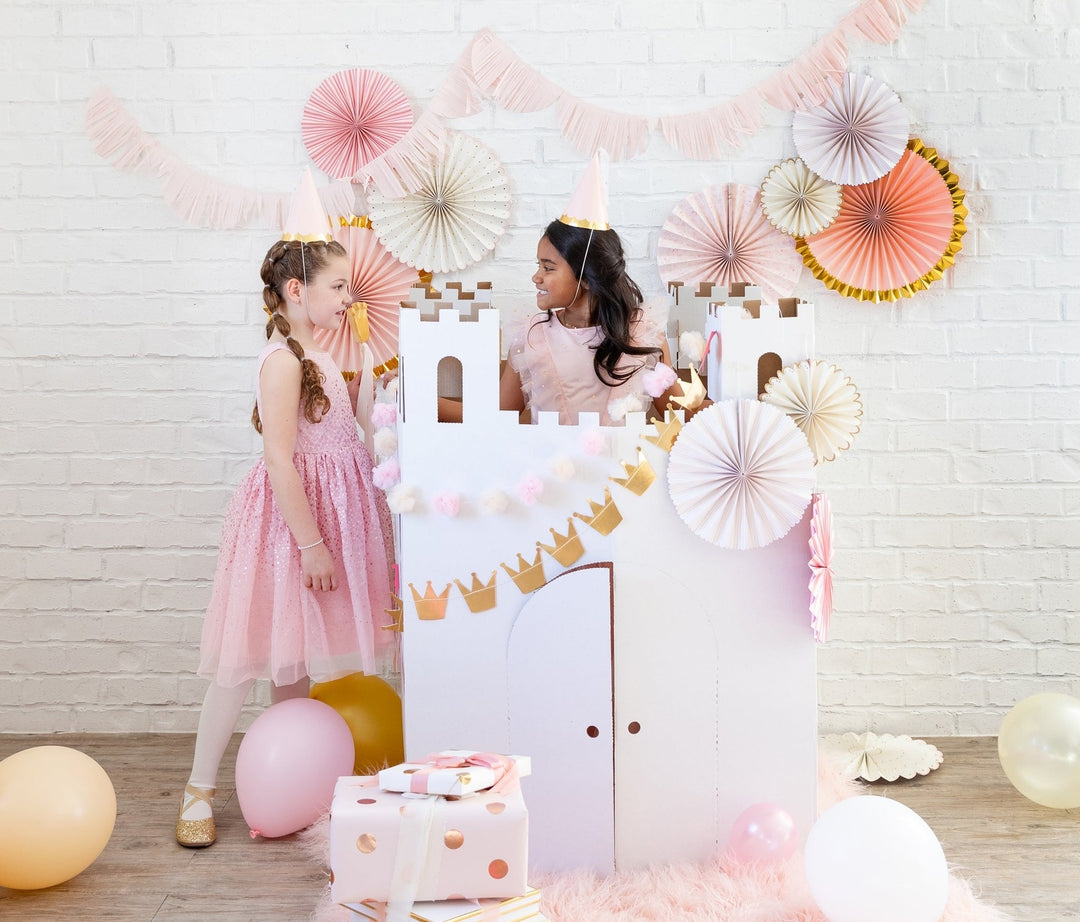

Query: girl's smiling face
532,236,589,314
300,253,353,331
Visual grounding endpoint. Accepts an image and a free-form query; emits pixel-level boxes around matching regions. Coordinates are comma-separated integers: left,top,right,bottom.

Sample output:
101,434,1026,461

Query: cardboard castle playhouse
390,281,822,875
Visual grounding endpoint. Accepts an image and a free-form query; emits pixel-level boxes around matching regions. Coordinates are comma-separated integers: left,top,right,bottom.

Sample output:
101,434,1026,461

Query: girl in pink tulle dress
175,237,395,848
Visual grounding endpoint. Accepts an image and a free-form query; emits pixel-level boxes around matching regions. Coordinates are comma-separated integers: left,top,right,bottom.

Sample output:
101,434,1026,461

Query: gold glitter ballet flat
175,783,216,848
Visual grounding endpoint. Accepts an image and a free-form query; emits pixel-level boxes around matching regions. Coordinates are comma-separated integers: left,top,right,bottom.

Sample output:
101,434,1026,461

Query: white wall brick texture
2,0,1078,735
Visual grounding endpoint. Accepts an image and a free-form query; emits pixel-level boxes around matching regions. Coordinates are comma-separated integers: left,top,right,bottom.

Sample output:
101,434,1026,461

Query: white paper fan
657,183,804,303
666,399,815,550
760,158,843,237
792,72,910,186
761,360,862,464
368,131,512,274
821,732,944,782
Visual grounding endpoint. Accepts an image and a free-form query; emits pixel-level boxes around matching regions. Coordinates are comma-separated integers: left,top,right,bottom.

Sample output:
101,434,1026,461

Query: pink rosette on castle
809,492,834,643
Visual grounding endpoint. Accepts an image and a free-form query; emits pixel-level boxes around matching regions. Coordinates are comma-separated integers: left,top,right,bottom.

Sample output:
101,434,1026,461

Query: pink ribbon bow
409,751,518,795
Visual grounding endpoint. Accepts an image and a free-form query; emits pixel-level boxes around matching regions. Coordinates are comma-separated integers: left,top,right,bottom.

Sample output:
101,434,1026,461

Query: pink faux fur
303,751,1009,922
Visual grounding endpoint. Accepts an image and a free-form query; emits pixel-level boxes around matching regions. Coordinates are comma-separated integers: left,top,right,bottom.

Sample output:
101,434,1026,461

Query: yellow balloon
998,692,1080,809
0,746,117,889
310,673,404,775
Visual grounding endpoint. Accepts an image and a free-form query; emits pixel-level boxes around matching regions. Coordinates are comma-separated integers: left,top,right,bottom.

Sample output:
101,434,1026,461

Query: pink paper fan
799,146,956,296
657,184,804,303
808,492,833,643
302,69,414,181
312,220,416,371
666,399,815,550
792,72,909,186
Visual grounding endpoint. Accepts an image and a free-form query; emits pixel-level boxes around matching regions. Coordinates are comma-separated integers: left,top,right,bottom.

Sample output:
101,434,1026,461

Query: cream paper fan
821,732,944,782
761,360,862,464
368,131,512,273
667,399,815,550
760,158,843,237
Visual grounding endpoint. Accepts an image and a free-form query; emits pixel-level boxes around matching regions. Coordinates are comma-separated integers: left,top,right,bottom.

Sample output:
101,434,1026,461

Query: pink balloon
728,801,799,865
235,698,354,838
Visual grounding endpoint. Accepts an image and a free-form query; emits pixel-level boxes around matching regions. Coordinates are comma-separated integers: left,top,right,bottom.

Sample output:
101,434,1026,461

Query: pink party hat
559,151,610,231
281,167,333,242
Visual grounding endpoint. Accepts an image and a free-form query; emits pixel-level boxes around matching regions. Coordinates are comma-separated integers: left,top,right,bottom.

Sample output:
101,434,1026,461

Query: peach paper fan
368,131,512,273
657,184,804,303
302,69,413,182
808,491,833,643
311,217,417,371
760,159,843,238
667,399,815,550
792,72,909,186
761,360,862,464
796,138,967,302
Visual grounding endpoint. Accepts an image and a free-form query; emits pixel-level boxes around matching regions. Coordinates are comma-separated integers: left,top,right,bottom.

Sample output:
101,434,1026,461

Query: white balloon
804,795,949,922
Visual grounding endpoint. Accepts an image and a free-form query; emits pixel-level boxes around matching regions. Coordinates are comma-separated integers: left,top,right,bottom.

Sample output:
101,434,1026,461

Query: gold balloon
0,746,117,889
998,692,1080,809
310,673,404,775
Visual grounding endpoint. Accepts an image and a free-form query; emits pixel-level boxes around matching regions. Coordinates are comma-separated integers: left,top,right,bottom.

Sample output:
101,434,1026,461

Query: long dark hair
541,220,660,386
251,238,346,433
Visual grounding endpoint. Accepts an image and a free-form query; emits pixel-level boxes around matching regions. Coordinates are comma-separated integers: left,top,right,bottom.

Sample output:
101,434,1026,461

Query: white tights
186,677,310,790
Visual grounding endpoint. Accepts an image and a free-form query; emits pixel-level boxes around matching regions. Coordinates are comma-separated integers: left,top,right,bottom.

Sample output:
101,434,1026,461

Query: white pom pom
550,455,576,481
373,428,399,457
387,483,418,514
680,330,706,366
480,488,511,515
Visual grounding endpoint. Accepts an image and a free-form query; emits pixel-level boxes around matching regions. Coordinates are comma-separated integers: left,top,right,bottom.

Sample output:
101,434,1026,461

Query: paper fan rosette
796,138,967,302
792,72,909,187
808,492,833,642
302,69,413,181
311,217,417,372
667,399,815,550
760,158,843,237
762,360,862,464
821,732,944,782
368,131,512,274
657,184,804,304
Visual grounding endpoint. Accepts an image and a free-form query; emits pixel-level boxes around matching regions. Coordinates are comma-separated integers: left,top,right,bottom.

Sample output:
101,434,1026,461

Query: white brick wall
2,0,1078,736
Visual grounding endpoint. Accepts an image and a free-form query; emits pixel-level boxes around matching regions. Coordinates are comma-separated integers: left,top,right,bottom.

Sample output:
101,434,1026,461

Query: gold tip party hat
559,151,610,231
281,167,333,243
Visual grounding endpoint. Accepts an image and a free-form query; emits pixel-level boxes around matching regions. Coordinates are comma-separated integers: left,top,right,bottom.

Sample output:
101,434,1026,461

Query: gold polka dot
485,801,506,814
356,833,377,854
403,768,419,774
399,805,407,816
488,859,509,879
444,829,464,849
446,893,466,901
356,798,376,805
456,771,472,785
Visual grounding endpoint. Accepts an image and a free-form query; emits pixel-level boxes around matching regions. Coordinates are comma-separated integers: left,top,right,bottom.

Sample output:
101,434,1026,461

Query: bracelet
297,537,324,551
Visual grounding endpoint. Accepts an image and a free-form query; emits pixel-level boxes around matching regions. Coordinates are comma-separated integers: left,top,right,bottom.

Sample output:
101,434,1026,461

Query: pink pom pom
371,403,397,428
433,492,460,517
372,458,400,490
582,430,607,455
517,474,544,506
642,361,678,398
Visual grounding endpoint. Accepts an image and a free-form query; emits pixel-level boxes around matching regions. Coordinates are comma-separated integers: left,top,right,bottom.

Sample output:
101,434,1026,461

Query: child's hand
301,543,337,592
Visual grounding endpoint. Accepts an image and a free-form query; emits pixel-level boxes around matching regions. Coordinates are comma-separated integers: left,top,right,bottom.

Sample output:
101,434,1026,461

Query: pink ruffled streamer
658,92,764,160
471,29,562,113
556,95,651,160
86,86,354,230
840,0,929,44
759,31,849,111
352,110,448,199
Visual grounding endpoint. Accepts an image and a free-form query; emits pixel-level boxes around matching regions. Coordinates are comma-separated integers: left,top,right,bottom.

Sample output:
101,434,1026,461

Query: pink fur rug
301,755,1009,922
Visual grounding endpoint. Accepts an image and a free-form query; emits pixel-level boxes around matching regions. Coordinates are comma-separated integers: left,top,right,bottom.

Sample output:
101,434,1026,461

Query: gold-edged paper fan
761,360,862,464
666,399,815,550
368,131,512,274
760,158,843,238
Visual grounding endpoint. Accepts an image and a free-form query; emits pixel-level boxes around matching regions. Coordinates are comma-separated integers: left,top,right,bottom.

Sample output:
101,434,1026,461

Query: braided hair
251,238,347,433
540,220,661,386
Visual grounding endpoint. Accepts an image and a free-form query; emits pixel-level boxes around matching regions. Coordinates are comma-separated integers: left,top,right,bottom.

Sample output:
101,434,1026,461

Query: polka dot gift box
329,773,530,905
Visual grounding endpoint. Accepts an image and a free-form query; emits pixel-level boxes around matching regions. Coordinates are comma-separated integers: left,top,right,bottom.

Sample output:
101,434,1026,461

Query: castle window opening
437,355,464,423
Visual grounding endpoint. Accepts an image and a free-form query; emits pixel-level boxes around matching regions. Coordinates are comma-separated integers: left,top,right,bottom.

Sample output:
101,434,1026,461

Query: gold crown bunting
410,581,451,621
573,487,623,536
537,519,586,568
610,447,657,496
669,365,707,413
453,571,498,613
644,411,683,452
501,549,548,594
381,593,404,632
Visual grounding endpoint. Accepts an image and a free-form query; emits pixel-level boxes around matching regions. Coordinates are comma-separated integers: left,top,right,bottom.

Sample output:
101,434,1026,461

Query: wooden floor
0,734,1077,921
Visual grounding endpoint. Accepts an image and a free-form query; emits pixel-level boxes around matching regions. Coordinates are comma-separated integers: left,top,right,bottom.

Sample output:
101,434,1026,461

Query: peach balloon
0,746,117,890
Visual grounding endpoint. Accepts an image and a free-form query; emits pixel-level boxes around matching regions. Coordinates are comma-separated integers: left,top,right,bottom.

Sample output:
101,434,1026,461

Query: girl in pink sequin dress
175,237,395,848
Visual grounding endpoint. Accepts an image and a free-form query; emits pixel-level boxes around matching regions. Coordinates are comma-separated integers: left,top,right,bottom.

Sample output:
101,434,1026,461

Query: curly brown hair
251,238,347,433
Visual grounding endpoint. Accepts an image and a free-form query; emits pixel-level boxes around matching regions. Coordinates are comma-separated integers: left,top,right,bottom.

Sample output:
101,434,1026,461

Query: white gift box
378,751,532,797
346,887,545,921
